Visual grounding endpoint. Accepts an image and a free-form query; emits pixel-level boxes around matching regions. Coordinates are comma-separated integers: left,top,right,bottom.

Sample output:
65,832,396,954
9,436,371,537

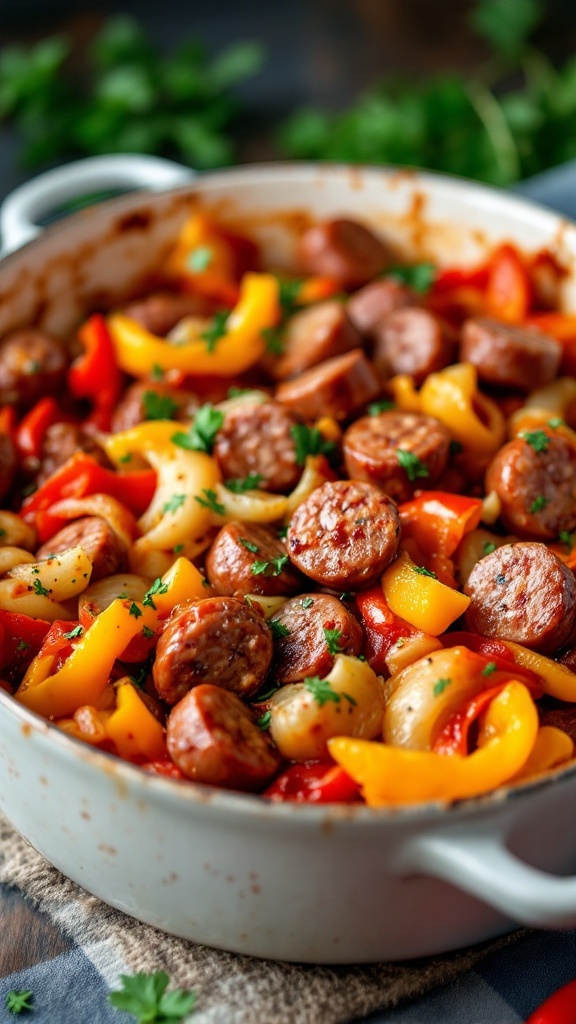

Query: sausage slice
0,330,68,410
485,430,576,539
36,423,112,486
343,411,451,503
266,300,361,380
297,218,390,289
121,291,211,336
373,307,456,385
111,381,200,432
214,401,301,493
346,278,415,338
167,685,281,791
276,349,380,422
36,516,127,580
0,434,16,502
205,522,304,596
152,596,273,705
270,594,363,683
287,479,400,589
461,317,561,392
464,542,576,654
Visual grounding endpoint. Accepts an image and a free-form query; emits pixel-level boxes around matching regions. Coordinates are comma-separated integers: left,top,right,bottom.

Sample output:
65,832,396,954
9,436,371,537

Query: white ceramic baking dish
2,156,576,964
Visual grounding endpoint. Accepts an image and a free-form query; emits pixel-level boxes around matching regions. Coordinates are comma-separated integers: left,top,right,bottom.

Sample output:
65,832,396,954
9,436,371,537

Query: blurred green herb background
1,0,575,185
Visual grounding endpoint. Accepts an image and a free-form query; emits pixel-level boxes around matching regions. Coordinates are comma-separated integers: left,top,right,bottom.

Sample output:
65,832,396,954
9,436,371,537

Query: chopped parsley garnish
150,363,164,381
277,276,304,316
483,541,497,555
108,970,196,1023
433,677,452,697
171,402,224,453
277,525,288,539
142,624,155,639
32,579,49,596
251,554,289,576
396,448,429,481
559,531,574,549
522,429,550,452
253,680,281,702
386,262,436,294
129,602,143,619
530,495,548,513
142,390,178,421
63,624,83,640
187,245,212,272
227,385,251,398
368,399,395,416
194,489,226,516
162,493,186,515
302,597,314,609
224,473,263,493
201,309,230,353
291,424,336,466
173,544,184,554
129,666,148,690
143,577,169,609
482,661,497,676
548,417,565,429
261,326,284,355
0,528,6,537
238,537,259,553
256,710,272,731
323,627,343,655
413,565,437,579
449,439,464,456
304,675,355,707
5,989,33,1014
269,619,290,641
118,452,132,463
16,639,31,652
340,591,353,602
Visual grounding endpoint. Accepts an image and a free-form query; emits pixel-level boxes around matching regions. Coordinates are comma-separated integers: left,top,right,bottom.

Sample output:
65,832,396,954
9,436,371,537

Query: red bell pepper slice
432,264,490,292
441,631,543,697
21,452,156,540
399,492,483,559
525,978,576,1024
485,243,531,324
432,682,507,756
264,762,360,803
355,587,420,676
0,405,17,438
34,619,82,673
0,610,51,671
69,314,122,431
15,397,61,460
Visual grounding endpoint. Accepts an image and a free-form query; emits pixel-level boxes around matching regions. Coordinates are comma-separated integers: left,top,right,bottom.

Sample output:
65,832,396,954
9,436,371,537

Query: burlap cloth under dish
0,815,523,1024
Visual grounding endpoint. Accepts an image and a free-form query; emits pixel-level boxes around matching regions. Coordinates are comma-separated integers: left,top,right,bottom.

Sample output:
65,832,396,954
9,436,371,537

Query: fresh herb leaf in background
5,989,33,1015
0,16,264,170
108,970,197,1023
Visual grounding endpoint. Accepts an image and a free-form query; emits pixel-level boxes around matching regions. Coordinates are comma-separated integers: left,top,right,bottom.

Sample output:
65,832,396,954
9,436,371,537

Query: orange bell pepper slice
399,491,483,559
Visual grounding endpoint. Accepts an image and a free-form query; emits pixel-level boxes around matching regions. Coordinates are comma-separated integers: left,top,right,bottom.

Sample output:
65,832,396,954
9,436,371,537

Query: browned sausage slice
346,279,416,338
153,596,273,705
464,542,576,654
373,308,456,385
485,430,576,539
270,594,363,683
111,382,200,432
167,684,280,790
461,317,561,392
121,291,211,336
297,218,390,288
0,330,68,410
205,522,304,596
36,516,127,580
276,349,380,422
266,300,361,380
287,479,400,589
0,434,16,502
343,411,451,503
35,423,112,486
213,401,301,493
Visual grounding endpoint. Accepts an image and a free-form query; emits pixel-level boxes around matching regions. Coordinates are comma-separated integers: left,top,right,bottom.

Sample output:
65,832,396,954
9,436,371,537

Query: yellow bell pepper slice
328,681,538,805
501,641,576,702
382,550,470,636
391,363,505,456
105,680,167,761
15,599,157,718
153,556,210,612
107,272,280,378
513,725,574,781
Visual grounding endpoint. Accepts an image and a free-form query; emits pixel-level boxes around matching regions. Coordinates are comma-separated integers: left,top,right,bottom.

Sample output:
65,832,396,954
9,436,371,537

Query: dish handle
0,154,195,255
398,830,576,927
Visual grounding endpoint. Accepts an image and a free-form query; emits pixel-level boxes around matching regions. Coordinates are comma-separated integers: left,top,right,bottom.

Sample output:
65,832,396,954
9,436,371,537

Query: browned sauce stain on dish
20,723,32,737
98,843,117,855
250,885,261,894
115,211,152,233
38,775,48,786
80,810,91,820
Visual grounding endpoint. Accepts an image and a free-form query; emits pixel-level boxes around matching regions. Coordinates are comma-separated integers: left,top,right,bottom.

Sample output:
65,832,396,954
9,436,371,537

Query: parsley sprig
291,424,337,466
386,262,436,294
108,970,197,1023
224,473,263,493
304,676,357,707
142,390,178,421
323,627,343,656
251,554,289,576
143,577,169,610
5,990,33,1015
201,309,230,353
396,449,429,482
194,489,226,516
171,403,223,453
